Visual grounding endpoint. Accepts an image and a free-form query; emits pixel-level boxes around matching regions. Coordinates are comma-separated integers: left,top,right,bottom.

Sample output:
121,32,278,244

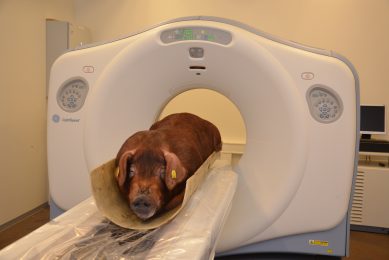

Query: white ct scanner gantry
46,17,359,257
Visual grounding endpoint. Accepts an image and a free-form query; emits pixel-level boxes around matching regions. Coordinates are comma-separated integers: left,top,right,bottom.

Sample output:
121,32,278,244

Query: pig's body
116,113,222,220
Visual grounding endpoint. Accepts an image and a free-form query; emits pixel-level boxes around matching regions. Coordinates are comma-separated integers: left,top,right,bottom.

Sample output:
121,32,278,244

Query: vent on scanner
351,171,365,224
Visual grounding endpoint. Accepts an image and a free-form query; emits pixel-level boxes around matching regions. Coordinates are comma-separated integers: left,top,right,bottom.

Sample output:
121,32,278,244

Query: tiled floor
0,207,388,259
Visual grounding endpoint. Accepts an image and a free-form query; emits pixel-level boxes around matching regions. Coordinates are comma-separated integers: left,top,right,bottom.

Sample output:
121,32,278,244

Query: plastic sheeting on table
0,160,237,260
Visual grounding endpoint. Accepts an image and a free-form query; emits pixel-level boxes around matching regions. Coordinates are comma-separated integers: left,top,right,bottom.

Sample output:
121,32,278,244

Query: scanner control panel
160,26,232,45
307,84,343,123
57,77,89,113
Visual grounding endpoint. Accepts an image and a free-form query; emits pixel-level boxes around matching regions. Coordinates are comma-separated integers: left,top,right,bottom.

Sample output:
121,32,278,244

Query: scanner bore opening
158,88,246,166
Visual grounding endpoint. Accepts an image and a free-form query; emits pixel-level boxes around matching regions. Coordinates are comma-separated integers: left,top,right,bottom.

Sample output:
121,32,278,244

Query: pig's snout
130,195,157,220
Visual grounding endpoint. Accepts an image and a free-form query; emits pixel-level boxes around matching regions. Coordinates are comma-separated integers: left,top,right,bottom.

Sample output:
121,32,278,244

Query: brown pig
115,113,222,220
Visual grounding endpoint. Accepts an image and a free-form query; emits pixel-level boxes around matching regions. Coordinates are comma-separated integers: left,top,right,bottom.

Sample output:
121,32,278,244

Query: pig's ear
163,151,187,191
117,150,135,187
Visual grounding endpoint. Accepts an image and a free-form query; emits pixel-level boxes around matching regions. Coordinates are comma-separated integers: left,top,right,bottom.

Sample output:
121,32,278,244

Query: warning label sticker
308,239,329,247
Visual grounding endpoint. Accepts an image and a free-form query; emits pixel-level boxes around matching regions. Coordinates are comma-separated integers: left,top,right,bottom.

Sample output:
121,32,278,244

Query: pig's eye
160,166,166,180
128,166,135,179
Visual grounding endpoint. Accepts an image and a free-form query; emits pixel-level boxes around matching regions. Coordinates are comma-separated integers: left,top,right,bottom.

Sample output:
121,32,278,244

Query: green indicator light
207,35,215,41
183,28,193,40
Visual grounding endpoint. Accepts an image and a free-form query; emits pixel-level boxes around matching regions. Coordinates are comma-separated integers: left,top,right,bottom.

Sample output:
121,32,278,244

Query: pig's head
116,148,187,220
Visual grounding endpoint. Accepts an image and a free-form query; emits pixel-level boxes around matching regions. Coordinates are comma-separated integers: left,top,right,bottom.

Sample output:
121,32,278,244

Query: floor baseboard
0,202,49,233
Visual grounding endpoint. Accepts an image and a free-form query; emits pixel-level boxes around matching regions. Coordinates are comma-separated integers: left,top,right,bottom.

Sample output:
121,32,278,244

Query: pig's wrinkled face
118,149,167,220
116,144,189,221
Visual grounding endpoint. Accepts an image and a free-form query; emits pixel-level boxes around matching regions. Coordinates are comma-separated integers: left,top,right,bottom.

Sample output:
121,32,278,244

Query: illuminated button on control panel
57,77,89,113
160,26,232,45
307,84,343,123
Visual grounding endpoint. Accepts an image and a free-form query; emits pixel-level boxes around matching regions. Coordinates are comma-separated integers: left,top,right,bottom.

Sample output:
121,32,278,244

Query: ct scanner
17,17,362,258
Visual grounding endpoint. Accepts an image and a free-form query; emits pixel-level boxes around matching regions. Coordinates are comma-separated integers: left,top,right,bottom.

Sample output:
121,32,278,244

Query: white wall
74,0,389,140
0,0,76,225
